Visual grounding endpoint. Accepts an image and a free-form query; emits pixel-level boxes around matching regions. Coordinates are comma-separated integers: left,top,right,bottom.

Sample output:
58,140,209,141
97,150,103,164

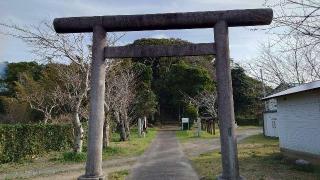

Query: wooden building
263,80,320,163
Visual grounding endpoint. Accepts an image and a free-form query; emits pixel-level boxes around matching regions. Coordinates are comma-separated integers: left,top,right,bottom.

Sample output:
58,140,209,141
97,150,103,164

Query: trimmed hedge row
0,124,73,163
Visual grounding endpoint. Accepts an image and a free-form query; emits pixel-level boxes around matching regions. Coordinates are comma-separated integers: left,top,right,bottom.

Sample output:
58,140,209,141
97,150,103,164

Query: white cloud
0,0,270,62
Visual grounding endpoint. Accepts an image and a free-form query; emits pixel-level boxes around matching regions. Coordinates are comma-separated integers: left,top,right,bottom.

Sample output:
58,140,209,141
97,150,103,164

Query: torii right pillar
214,20,241,180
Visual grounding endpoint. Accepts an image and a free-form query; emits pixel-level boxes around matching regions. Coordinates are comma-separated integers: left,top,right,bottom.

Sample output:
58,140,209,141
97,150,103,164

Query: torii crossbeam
53,8,273,180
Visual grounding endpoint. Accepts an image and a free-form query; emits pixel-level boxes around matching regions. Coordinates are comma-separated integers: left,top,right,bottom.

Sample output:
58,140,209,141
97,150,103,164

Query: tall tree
106,61,139,141
132,63,157,121
2,62,43,96
232,64,264,118
165,61,214,105
247,0,320,86
1,21,122,152
15,72,61,123
265,0,320,47
45,63,89,152
131,38,215,121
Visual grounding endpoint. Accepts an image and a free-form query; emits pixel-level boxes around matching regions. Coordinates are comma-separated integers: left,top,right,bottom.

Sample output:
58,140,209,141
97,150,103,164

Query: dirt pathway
1,156,137,180
127,130,199,180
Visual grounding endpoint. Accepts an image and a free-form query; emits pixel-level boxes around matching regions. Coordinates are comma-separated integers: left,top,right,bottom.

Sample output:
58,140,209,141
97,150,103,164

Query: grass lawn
176,128,220,142
0,128,157,177
236,125,262,131
102,128,157,160
176,125,261,142
52,128,158,162
108,170,129,180
191,134,320,180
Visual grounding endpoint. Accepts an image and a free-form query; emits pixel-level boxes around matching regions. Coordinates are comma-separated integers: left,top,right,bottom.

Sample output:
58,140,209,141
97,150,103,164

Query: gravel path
127,130,199,180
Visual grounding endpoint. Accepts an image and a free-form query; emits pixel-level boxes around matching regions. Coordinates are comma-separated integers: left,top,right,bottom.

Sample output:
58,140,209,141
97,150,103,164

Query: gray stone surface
127,130,198,180
53,9,273,33
104,43,216,58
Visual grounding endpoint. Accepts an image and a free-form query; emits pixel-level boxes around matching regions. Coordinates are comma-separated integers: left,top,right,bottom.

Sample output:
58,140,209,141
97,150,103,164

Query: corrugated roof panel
262,80,320,100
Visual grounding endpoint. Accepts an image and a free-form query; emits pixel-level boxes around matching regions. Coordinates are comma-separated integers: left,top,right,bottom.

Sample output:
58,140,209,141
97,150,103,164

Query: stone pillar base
78,175,105,180
217,174,245,180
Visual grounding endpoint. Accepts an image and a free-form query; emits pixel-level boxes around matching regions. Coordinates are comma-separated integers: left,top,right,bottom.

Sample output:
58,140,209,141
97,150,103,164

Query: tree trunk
123,111,130,139
73,112,84,153
119,119,127,141
213,120,216,135
43,113,51,124
143,116,147,133
116,111,126,141
103,114,110,148
138,118,142,137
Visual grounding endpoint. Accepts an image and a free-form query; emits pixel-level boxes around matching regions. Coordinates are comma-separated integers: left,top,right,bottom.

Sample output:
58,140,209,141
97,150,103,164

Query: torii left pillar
79,25,106,180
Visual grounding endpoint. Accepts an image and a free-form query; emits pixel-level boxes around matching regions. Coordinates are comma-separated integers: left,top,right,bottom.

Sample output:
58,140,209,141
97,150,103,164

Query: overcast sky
0,0,270,63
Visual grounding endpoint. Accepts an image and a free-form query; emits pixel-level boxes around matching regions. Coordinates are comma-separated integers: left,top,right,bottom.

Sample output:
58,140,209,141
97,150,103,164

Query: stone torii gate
53,8,273,180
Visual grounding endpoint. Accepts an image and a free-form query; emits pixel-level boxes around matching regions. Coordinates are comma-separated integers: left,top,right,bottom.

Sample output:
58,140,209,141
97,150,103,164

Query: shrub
0,123,73,163
61,151,86,162
0,97,30,123
181,103,198,129
184,103,198,121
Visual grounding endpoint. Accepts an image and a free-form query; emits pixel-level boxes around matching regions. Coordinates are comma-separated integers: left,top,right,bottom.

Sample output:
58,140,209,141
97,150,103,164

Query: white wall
277,90,320,155
264,112,278,137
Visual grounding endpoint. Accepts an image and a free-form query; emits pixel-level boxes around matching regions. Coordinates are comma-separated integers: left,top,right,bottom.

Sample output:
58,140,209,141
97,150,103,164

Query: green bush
61,151,86,162
184,103,198,121
182,103,198,129
0,124,73,163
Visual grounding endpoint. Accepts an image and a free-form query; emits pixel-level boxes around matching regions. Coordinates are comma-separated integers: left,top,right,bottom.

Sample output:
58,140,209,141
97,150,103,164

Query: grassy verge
176,128,220,142
176,125,261,142
191,134,320,180
102,128,157,160
108,170,129,180
58,128,157,162
236,125,262,131
0,128,157,176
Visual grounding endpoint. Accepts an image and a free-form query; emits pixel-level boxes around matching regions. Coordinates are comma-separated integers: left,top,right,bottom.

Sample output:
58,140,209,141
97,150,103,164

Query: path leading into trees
0,126,261,179
127,126,199,180
127,126,262,180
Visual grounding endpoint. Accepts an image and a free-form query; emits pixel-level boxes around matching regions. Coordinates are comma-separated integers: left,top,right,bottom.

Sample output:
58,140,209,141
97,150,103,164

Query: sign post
181,118,189,130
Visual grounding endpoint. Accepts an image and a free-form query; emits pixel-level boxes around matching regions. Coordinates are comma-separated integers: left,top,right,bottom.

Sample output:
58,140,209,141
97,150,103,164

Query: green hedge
0,124,73,163
235,117,260,126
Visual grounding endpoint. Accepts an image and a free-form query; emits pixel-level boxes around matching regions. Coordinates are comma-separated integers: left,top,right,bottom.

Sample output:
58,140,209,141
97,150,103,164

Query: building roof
262,80,320,100
266,82,297,96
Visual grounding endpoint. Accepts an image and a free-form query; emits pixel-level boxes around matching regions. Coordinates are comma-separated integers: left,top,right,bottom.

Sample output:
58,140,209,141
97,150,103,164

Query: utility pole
260,69,267,136
260,69,266,97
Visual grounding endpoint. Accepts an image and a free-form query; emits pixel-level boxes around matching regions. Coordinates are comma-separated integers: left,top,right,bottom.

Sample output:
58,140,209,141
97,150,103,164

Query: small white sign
181,118,189,123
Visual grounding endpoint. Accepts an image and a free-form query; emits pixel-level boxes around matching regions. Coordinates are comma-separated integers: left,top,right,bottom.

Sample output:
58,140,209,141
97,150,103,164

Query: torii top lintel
53,8,273,33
